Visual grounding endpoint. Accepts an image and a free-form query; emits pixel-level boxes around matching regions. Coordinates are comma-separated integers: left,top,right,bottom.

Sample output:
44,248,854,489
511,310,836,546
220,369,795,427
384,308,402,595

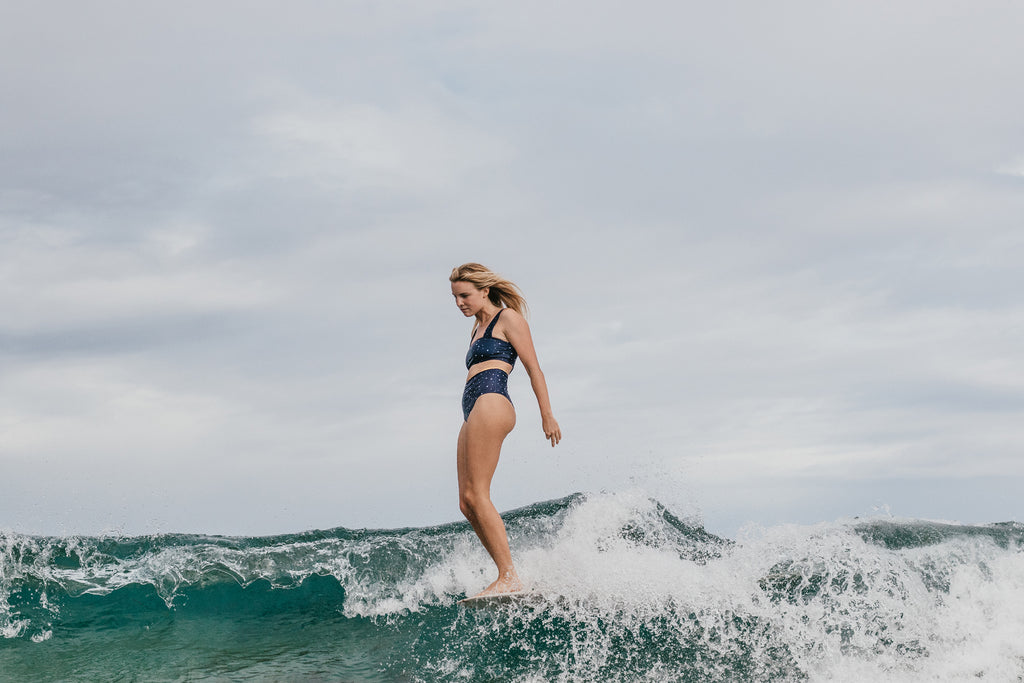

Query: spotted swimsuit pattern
462,309,517,421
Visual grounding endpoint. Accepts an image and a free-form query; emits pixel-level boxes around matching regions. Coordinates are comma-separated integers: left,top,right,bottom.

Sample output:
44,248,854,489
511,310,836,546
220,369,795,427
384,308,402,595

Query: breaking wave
3,492,1023,681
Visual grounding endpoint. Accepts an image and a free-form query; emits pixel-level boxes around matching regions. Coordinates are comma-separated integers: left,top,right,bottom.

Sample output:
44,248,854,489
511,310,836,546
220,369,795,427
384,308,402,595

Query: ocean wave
2,492,1023,682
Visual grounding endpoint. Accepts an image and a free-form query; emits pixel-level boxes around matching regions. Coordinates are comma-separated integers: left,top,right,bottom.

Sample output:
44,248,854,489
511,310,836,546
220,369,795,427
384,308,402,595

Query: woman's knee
459,488,488,519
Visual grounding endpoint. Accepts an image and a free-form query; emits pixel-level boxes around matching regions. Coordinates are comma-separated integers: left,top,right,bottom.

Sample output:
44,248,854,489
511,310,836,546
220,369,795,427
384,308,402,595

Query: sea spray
2,491,1023,681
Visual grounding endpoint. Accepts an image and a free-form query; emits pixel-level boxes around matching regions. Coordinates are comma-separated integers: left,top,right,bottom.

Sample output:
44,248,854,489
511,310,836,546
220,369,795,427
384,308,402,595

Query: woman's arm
502,310,561,446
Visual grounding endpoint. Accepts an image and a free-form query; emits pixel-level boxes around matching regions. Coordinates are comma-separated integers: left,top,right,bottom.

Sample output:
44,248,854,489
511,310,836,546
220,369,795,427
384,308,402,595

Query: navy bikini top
466,309,518,370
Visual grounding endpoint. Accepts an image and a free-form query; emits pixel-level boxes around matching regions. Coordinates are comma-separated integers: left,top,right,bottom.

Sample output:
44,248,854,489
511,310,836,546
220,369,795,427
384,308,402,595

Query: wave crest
3,492,1023,682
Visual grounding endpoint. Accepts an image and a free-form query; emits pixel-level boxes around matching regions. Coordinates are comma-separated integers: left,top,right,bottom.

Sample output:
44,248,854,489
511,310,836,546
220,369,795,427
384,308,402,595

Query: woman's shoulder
497,307,530,335
499,307,526,323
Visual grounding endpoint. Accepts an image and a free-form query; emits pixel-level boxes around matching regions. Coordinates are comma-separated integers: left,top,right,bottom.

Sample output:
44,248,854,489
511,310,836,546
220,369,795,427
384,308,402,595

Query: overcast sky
2,1,1023,537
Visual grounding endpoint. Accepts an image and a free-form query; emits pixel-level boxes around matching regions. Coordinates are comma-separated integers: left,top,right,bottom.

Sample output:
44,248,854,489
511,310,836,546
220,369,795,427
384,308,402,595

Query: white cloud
996,157,1024,177
253,99,516,193
0,221,281,333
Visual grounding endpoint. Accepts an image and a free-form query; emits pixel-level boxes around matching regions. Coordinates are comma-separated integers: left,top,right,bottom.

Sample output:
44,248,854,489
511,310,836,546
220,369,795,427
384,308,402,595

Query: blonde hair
450,263,528,317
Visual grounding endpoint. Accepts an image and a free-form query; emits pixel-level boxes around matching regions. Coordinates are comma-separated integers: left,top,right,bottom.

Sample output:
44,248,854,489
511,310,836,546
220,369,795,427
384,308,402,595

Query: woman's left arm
504,311,561,447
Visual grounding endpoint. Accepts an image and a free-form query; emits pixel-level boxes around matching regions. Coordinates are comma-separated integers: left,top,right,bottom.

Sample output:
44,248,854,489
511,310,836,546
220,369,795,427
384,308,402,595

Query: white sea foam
384,490,1024,681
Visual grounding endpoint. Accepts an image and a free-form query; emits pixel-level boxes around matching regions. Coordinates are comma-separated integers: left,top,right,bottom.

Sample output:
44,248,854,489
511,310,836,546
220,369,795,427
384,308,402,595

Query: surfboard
457,591,541,608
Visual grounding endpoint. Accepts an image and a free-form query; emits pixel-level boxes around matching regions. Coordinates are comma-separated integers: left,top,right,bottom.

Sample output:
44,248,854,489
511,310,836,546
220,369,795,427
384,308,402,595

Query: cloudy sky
2,1,1022,537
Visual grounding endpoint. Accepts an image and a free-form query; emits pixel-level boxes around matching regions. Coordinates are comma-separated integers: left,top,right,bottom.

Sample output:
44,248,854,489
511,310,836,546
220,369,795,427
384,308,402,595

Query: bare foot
473,571,524,598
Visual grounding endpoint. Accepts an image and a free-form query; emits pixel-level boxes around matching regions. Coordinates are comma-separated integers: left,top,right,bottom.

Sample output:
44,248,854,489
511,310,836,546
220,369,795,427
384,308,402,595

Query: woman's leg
457,393,519,595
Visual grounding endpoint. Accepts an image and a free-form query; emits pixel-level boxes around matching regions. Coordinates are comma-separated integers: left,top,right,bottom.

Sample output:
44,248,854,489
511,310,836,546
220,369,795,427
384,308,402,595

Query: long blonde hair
449,263,528,317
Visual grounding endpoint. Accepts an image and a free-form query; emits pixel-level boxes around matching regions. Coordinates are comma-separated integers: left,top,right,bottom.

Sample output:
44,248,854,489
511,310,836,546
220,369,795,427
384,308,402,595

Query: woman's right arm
503,311,561,446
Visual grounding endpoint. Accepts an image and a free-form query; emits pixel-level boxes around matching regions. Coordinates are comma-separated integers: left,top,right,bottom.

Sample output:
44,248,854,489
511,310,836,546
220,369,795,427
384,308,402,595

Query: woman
450,263,561,597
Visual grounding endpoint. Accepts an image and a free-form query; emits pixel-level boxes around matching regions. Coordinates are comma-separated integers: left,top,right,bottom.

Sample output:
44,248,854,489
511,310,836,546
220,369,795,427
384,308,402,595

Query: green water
3,493,1023,682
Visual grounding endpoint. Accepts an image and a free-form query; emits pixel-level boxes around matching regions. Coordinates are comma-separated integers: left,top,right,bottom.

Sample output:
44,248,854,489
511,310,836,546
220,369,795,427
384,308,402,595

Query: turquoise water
3,492,1023,681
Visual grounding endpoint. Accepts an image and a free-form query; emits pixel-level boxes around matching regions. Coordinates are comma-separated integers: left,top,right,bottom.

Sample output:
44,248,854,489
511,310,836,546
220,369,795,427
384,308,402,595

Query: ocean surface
3,491,1023,682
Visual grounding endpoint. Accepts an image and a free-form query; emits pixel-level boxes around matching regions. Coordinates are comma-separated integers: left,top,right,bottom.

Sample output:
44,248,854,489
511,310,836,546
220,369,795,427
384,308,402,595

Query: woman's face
451,281,490,317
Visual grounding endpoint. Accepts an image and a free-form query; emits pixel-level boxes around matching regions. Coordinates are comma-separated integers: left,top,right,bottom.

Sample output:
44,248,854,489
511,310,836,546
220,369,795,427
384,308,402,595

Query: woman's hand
542,415,561,447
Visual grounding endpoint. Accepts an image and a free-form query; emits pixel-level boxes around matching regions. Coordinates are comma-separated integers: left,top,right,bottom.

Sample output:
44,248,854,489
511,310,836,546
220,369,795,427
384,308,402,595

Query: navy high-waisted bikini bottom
462,368,512,421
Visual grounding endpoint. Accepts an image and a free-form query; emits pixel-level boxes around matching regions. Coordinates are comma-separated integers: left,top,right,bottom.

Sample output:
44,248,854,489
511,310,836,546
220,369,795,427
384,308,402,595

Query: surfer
450,263,561,598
